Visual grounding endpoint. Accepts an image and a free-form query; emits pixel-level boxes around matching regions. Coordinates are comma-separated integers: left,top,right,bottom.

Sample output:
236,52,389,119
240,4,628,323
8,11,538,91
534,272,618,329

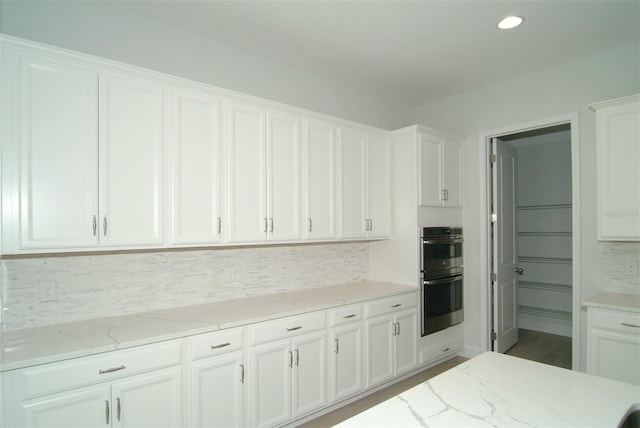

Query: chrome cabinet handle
442,347,451,352
240,363,245,384
269,217,274,233
105,400,110,424
92,215,97,236
217,216,221,234
342,314,356,319
116,397,121,422
391,303,402,308
392,322,397,336
335,338,339,354
442,189,449,201
295,349,300,366
289,350,293,368
308,218,312,232
263,217,268,233
99,365,126,375
103,216,108,236
286,326,302,331
396,322,401,336
210,342,231,349
622,322,640,328
369,219,373,231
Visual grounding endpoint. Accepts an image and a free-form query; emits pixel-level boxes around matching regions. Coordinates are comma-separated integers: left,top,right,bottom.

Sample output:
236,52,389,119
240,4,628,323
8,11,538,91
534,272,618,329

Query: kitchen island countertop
0,280,416,372
336,351,640,427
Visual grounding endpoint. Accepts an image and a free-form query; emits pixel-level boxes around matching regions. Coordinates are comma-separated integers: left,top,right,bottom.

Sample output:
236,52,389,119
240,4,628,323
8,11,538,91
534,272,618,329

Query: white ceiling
111,0,639,106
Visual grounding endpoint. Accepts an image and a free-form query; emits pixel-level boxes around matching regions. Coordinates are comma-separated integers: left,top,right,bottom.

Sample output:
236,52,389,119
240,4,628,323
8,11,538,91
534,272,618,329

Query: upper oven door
421,236,463,278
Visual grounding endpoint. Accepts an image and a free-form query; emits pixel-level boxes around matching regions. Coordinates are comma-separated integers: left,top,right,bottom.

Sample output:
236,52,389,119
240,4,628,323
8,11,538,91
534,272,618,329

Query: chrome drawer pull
210,342,231,349
342,314,357,319
621,322,640,328
99,365,126,375
442,347,451,352
105,400,110,424
391,303,402,308
286,326,302,331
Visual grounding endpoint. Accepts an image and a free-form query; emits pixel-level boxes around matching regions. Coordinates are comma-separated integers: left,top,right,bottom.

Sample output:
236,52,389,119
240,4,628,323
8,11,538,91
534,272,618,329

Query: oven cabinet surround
0,36,392,254
590,94,640,241
364,293,418,388
3,341,184,428
418,129,463,208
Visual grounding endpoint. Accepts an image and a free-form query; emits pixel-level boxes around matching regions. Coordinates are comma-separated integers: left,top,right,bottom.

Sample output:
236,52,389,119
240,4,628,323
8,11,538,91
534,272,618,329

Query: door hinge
491,272,497,282
491,213,497,223
491,331,497,341
490,153,497,163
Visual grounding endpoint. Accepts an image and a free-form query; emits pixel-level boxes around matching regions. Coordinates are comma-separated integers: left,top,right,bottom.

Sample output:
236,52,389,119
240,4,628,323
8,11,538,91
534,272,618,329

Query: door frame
479,112,581,370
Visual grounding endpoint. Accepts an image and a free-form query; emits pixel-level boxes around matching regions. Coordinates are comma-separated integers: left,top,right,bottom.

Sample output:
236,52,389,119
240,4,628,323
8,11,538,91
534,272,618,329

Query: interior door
491,137,519,353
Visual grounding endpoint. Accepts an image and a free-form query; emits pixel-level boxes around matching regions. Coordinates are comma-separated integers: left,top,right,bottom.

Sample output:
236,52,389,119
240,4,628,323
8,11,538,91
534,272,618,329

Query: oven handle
423,275,463,286
423,238,463,244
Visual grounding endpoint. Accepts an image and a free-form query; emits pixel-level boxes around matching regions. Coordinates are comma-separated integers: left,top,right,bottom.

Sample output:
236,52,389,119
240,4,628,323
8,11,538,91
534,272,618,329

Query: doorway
488,119,578,369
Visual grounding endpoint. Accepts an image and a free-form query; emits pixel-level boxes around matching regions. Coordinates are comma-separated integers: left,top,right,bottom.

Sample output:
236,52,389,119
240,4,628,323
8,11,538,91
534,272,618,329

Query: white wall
414,42,640,368
0,0,414,130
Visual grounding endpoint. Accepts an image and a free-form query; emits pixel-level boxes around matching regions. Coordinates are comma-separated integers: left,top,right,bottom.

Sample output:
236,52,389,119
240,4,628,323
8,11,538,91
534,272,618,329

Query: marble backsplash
0,242,369,331
601,242,640,294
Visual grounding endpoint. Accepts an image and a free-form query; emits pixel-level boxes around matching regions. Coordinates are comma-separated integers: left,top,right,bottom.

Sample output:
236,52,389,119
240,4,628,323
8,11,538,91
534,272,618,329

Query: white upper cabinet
302,119,336,240
98,73,165,247
6,52,99,250
169,89,223,245
337,127,391,239
226,102,301,243
419,131,463,207
590,94,640,241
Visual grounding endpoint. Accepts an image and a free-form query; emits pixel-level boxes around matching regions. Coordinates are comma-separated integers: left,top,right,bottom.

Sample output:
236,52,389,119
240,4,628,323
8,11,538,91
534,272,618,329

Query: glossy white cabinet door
330,323,364,402
292,332,327,418
15,54,99,249
443,141,463,207
226,102,267,243
170,89,222,245
267,111,302,241
22,385,110,428
249,340,292,427
364,315,395,387
419,132,463,207
337,127,367,238
302,119,336,240
191,352,244,428
366,134,392,237
99,73,164,247
111,367,183,428
394,309,418,376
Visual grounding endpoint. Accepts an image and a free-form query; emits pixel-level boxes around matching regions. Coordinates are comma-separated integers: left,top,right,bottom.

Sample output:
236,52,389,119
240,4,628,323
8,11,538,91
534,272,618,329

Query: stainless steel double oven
420,227,464,336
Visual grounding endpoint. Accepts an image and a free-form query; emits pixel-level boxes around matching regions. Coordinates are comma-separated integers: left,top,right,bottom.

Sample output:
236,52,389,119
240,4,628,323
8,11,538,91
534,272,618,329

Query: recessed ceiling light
497,16,523,30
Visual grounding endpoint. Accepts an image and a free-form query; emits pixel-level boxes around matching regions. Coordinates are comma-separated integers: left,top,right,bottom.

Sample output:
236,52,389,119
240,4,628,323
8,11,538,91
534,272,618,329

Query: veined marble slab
336,352,640,427
583,291,640,313
0,280,416,372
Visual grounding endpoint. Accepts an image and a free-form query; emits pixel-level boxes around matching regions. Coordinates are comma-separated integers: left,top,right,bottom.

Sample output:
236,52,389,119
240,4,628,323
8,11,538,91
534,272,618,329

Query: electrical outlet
625,261,638,275
39,280,58,302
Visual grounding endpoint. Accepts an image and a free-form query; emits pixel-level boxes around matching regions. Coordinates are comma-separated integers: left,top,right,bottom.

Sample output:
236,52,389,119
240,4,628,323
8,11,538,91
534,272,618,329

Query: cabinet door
22,385,109,428
227,102,267,243
99,73,164,247
292,332,327,418
418,134,444,207
191,351,244,428
394,310,418,376
443,141,463,207
111,367,183,428
337,127,366,238
366,134,391,237
303,119,336,240
16,54,99,249
170,89,222,245
249,340,292,427
330,323,363,402
267,111,301,241
588,328,640,384
364,316,394,387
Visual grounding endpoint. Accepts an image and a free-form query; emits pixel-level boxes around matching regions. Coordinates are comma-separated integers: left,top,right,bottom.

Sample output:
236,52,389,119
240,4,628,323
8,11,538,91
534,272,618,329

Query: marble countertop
0,280,416,372
337,352,640,427
583,291,640,313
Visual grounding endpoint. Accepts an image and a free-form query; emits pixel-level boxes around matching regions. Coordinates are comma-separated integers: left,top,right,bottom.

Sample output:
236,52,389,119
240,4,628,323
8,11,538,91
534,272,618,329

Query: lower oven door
421,274,464,336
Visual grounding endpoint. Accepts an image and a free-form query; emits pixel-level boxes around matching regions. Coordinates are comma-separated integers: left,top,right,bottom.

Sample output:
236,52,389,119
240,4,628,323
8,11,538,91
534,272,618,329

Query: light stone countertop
0,280,416,372
336,351,640,427
582,291,640,313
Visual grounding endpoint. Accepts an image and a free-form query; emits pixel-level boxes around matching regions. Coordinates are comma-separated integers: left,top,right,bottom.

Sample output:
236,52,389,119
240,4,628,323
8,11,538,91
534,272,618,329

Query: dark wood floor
505,328,572,369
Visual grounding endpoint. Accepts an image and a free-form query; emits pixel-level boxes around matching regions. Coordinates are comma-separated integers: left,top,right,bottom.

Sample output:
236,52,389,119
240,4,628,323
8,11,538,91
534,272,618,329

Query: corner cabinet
337,127,391,239
590,94,640,241
418,131,463,208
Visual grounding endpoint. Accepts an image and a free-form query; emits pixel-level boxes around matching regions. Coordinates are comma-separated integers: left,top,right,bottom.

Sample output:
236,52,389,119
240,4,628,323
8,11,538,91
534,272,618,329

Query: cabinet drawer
589,308,640,335
19,340,183,399
329,304,362,327
365,293,417,319
248,311,326,346
420,336,464,365
191,328,244,360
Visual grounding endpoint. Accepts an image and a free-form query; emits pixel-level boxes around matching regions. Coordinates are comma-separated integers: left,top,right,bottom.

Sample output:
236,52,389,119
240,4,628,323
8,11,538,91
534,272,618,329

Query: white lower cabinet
364,294,418,388
328,305,364,403
587,307,640,385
